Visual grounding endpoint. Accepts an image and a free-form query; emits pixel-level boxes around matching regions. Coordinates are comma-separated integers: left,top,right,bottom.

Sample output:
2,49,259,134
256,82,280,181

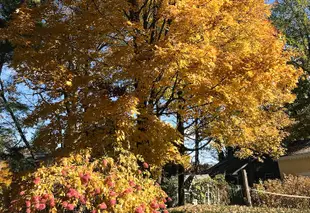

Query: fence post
207,184,210,205
242,169,252,206
217,187,220,204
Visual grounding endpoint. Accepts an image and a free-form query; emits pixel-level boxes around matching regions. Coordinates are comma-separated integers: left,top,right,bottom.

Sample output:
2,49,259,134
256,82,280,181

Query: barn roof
286,140,310,156
280,140,310,160
203,157,249,177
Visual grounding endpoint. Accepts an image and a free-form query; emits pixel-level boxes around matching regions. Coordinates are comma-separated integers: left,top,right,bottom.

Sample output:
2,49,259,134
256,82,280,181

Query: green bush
253,175,310,209
188,175,230,205
161,176,179,207
161,175,230,207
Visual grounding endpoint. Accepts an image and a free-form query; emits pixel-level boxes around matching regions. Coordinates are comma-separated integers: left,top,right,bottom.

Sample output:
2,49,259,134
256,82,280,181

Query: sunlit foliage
11,150,169,213
0,161,12,212
1,0,300,163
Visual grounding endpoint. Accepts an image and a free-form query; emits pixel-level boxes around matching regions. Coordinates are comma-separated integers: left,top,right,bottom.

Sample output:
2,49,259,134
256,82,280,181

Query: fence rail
251,189,310,199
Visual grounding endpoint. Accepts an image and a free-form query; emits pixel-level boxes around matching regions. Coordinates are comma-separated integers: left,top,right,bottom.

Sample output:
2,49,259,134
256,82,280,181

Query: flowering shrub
10,150,169,213
253,175,310,209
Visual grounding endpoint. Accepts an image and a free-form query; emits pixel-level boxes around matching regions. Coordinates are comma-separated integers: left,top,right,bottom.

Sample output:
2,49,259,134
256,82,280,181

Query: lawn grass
169,205,310,213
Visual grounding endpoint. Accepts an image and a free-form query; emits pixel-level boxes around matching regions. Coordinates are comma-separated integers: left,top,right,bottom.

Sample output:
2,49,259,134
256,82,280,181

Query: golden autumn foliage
0,161,12,212
10,150,169,213
253,175,310,209
1,0,301,168
0,161,11,189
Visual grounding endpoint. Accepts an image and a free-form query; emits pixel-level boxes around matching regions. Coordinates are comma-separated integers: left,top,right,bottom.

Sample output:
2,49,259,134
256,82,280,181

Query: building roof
287,140,310,155
279,140,310,160
203,158,249,177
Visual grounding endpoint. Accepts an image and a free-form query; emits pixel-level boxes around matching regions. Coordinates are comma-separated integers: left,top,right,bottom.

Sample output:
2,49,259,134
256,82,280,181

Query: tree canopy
271,0,310,141
2,0,300,161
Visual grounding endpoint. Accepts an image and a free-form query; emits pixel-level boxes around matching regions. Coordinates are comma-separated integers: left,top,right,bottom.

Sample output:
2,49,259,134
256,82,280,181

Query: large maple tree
0,0,301,207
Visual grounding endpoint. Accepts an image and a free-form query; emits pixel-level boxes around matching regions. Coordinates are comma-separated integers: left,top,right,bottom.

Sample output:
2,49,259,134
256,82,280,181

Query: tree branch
0,63,36,161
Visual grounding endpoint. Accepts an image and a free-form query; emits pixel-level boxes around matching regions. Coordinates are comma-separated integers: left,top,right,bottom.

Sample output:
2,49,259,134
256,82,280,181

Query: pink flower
39,203,46,210
40,199,47,204
167,197,172,202
135,206,144,213
34,203,40,210
49,200,55,207
95,188,101,194
67,188,79,198
163,210,169,213
143,162,149,169
141,203,146,210
80,173,91,185
159,203,166,209
10,199,18,205
106,179,115,188
26,209,31,213
102,159,108,167
25,200,31,208
91,210,97,213
32,196,40,203
19,191,25,196
150,202,159,209
109,191,117,196
152,211,160,213
110,199,116,206
98,202,107,210
79,195,86,204
33,177,40,185
124,188,133,194
61,170,67,176
129,180,136,187
67,203,75,211
62,201,68,208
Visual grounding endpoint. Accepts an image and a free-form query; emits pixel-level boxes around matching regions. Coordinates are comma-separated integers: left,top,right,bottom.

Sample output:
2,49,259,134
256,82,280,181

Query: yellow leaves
0,161,12,211
126,21,133,26
11,150,168,213
116,130,126,143
65,81,72,87
3,0,302,164
0,161,12,188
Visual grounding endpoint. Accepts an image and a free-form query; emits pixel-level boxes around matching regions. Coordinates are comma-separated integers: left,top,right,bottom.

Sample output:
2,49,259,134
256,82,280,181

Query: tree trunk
194,119,199,173
178,163,185,206
177,112,185,206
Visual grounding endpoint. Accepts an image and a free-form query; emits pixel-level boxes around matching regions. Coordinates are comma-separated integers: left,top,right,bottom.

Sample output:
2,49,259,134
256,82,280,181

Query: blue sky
1,66,38,142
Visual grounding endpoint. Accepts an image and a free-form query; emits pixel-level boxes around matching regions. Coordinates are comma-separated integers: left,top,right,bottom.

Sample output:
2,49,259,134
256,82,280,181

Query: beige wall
278,156,310,178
